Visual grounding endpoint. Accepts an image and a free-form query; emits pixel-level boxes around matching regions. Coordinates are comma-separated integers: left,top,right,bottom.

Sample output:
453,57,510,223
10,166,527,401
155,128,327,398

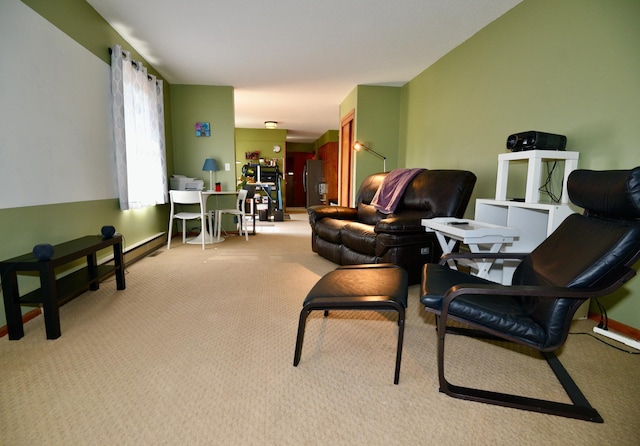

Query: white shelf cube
495,150,579,204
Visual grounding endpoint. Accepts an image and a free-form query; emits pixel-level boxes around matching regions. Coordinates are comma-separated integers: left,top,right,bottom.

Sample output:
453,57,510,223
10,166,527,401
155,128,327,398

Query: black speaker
33,243,54,261
506,131,567,151
101,225,116,238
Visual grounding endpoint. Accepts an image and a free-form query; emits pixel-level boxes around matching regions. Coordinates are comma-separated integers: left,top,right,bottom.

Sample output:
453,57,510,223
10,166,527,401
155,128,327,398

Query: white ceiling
87,0,522,142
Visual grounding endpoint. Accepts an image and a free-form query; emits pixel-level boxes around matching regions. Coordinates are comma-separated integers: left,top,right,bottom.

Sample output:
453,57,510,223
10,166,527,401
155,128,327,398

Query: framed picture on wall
196,122,210,137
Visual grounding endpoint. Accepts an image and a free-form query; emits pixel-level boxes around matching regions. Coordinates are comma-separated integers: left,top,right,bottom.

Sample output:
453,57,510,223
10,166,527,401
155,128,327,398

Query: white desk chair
215,189,249,241
167,190,207,250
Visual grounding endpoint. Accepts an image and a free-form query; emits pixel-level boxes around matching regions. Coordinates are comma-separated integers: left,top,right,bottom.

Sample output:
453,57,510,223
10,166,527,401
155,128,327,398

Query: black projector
506,131,567,151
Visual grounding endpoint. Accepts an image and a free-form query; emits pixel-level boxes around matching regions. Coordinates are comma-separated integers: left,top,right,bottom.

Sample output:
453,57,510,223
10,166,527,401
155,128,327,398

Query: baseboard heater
593,327,640,350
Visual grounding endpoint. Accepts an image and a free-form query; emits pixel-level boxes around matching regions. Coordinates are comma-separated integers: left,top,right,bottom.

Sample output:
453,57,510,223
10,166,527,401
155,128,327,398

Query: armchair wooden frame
432,252,638,423
438,253,640,423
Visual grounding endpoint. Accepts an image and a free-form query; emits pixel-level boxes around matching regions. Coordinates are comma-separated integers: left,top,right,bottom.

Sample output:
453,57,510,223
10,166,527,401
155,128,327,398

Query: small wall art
195,122,210,137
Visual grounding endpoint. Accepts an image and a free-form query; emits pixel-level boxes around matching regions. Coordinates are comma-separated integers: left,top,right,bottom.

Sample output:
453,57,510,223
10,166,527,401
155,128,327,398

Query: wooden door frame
339,109,355,206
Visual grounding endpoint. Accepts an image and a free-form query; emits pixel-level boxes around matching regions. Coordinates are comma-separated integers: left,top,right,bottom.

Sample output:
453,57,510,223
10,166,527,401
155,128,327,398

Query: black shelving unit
243,163,283,219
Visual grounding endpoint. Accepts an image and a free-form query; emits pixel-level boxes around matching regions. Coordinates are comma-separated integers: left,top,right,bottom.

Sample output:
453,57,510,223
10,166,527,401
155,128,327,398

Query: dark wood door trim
340,109,355,206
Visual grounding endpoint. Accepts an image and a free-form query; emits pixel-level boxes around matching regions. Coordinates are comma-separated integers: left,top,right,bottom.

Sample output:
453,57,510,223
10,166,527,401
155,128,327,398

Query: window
110,45,167,210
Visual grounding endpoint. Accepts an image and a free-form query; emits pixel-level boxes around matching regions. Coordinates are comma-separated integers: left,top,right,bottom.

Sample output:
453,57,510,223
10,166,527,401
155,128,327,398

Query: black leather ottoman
293,264,409,384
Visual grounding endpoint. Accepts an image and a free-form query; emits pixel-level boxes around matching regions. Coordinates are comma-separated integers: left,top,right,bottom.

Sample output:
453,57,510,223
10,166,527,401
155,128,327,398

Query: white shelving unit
474,150,587,318
475,199,577,254
495,150,579,204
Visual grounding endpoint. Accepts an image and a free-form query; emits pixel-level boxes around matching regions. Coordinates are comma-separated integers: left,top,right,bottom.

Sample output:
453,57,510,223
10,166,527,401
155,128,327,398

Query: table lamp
202,158,219,191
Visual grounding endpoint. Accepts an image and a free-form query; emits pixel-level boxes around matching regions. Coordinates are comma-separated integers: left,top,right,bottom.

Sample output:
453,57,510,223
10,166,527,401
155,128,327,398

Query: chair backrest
236,189,248,212
170,190,203,205
169,190,205,220
354,170,477,225
512,167,640,346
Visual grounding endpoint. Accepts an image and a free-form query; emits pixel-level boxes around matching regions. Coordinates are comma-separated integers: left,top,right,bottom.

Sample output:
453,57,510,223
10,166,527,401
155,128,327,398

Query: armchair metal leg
293,308,310,367
436,324,604,423
394,310,405,385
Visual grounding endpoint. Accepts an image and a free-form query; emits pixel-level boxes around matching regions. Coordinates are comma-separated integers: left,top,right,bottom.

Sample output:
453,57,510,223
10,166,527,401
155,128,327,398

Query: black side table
1,235,125,340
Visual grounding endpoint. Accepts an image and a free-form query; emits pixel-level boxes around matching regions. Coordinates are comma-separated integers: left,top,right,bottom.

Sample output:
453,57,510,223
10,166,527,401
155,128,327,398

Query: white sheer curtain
111,45,168,210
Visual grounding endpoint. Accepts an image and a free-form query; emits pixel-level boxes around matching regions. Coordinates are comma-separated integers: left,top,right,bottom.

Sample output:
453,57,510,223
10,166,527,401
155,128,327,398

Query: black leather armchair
420,167,640,422
307,169,477,284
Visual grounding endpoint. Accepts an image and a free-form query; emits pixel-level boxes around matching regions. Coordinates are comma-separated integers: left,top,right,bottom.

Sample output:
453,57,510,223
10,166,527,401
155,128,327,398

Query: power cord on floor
594,296,609,330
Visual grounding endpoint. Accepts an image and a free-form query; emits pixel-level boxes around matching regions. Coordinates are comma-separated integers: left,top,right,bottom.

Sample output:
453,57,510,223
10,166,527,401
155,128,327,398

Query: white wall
0,0,117,210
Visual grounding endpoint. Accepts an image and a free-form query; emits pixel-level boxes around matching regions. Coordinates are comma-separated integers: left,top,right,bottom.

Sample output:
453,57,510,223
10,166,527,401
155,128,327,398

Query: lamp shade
202,158,219,172
353,141,367,151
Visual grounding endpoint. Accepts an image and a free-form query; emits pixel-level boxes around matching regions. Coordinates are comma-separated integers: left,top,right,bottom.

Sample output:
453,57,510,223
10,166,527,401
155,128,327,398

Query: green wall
170,85,236,189
233,128,287,215
287,142,315,153
398,0,640,328
340,85,402,194
235,127,286,174
313,130,339,150
169,85,237,233
401,0,640,209
355,86,401,187
235,128,287,180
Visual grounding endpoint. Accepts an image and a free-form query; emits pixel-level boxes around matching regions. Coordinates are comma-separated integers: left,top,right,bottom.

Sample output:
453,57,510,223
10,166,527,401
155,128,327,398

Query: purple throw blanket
371,168,426,214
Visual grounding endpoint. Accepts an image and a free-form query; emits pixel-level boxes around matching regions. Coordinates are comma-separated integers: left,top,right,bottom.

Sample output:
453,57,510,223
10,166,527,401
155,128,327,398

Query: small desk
183,190,239,244
422,218,519,281
0,235,125,339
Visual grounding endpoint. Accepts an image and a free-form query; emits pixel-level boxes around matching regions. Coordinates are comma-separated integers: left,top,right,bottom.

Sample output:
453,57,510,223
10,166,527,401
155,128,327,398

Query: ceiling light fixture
265,121,278,129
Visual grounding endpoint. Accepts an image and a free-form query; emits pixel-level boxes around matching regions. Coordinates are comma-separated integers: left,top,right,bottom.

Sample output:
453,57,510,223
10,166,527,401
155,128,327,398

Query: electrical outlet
225,163,230,171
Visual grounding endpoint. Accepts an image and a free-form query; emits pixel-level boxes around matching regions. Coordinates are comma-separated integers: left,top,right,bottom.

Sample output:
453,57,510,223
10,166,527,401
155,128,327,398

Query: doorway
285,152,315,207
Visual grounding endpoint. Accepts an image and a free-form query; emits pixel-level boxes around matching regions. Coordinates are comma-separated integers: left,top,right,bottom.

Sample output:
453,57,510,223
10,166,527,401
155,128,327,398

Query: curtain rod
108,47,158,84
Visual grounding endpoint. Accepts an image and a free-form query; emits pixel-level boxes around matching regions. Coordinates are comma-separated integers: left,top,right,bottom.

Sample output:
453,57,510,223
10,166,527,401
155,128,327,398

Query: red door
286,152,316,207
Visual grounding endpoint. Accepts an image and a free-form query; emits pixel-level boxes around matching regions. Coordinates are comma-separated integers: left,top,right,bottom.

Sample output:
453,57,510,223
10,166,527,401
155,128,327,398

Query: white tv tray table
422,217,520,282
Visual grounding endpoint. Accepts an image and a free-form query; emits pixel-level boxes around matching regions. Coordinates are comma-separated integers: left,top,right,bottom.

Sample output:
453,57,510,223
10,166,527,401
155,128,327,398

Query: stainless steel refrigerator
303,159,324,207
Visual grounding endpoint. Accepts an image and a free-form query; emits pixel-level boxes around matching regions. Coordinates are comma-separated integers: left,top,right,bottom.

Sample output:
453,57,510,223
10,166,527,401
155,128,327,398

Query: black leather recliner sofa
307,169,477,284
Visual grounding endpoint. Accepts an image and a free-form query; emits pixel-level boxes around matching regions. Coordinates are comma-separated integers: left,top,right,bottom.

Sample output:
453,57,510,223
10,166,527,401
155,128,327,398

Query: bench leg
293,307,311,367
394,307,406,385
294,302,406,385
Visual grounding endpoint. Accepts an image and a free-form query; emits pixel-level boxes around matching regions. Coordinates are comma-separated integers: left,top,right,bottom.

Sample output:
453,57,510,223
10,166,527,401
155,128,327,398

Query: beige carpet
1,211,639,445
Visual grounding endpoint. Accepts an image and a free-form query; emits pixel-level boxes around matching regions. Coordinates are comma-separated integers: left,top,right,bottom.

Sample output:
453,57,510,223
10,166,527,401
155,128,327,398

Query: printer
170,175,204,191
